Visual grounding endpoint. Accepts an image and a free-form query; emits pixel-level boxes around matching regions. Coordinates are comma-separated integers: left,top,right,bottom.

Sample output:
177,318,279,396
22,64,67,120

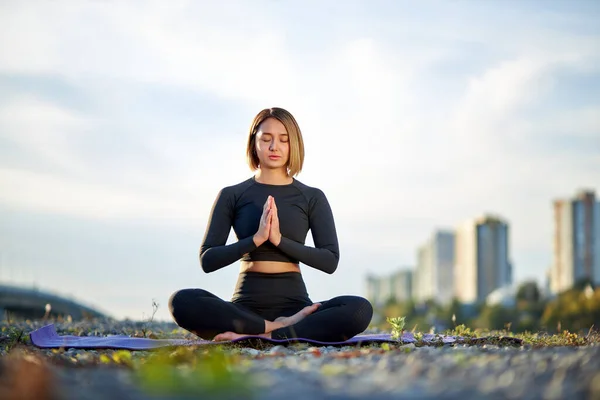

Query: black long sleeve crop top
199,177,340,274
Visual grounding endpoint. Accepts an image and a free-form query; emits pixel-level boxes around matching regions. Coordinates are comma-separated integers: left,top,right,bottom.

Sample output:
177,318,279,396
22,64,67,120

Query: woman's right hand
253,196,272,246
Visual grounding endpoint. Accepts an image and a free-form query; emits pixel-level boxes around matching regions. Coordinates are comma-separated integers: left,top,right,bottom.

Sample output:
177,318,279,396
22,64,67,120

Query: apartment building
454,215,512,303
551,189,600,293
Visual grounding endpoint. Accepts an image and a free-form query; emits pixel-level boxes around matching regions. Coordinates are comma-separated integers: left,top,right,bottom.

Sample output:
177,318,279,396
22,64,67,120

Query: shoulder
222,177,254,193
216,178,255,200
292,179,328,203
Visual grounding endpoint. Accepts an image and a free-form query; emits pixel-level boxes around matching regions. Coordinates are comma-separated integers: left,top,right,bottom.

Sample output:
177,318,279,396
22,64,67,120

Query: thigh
170,288,257,318
311,295,366,313
179,288,221,300
169,288,268,337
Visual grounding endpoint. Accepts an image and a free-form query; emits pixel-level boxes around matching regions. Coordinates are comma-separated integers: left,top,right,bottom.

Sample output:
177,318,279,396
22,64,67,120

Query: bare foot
275,303,321,327
213,331,271,342
213,331,245,342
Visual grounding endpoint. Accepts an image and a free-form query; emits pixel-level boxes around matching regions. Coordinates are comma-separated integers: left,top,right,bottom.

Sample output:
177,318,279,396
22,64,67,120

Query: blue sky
0,0,599,321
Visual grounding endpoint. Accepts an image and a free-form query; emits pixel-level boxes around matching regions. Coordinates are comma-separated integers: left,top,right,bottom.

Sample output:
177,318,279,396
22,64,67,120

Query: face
255,117,290,171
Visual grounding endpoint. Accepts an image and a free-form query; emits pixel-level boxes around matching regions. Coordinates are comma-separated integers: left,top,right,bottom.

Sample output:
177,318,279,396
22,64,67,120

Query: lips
268,155,281,160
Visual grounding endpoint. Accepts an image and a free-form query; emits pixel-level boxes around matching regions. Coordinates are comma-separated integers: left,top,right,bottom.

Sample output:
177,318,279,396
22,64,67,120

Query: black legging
168,272,373,342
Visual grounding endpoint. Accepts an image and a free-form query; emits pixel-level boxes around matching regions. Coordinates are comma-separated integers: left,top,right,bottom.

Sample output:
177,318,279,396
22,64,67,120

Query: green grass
385,317,600,348
134,346,255,398
2,326,30,352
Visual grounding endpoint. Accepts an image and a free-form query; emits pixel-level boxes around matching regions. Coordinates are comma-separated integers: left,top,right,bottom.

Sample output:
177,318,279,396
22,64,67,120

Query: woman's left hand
269,197,282,246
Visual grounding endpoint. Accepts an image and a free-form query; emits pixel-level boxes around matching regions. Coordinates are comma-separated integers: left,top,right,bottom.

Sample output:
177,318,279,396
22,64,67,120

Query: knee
328,295,373,332
168,289,192,321
350,296,373,330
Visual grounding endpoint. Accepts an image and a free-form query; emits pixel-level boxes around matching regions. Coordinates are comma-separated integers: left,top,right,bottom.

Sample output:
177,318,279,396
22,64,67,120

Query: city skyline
368,189,600,307
1,1,599,321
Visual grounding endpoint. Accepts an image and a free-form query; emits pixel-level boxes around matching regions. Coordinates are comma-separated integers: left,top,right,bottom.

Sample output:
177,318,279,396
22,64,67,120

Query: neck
255,168,292,185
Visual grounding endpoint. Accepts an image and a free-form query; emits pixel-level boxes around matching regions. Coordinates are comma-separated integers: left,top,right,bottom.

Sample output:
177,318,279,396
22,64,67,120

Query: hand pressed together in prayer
268,196,282,246
252,195,282,247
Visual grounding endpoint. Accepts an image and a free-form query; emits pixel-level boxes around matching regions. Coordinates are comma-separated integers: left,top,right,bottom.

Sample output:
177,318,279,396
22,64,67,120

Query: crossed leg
168,288,319,340
269,295,373,342
210,295,374,343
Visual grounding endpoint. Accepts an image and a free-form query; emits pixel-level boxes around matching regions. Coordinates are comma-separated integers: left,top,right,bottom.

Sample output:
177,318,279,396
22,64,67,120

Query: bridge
0,284,110,321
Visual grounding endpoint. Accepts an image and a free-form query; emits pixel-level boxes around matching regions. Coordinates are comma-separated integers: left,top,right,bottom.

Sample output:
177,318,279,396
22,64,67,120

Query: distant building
412,245,429,303
550,189,600,294
413,230,455,305
366,269,413,307
454,215,512,303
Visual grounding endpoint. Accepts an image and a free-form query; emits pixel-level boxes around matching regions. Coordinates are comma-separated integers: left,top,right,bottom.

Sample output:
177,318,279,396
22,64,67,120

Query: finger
261,209,268,223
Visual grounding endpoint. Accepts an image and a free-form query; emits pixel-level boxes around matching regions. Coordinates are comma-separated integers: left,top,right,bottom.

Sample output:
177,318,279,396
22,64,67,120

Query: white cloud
0,93,252,222
0,95,89,171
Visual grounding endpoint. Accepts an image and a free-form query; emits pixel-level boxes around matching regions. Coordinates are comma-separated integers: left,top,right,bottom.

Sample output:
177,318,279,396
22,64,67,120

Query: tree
541,286,600,333
473,305,518,331
516,281,541,303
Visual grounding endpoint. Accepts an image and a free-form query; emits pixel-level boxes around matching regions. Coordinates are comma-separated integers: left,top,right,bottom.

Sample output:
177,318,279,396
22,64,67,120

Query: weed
5,327,26,352
141,299,160,338
387,316,406,340
445,324,477,339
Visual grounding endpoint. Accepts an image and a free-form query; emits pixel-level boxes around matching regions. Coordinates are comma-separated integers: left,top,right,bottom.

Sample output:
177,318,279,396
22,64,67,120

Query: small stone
588,372,600,398
267,345,290,355
75,352,95,364
241,348,260,356
498,370,515,388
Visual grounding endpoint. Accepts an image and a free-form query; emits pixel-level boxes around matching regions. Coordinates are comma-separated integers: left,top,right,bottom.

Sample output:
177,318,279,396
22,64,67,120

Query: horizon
1,0,599,322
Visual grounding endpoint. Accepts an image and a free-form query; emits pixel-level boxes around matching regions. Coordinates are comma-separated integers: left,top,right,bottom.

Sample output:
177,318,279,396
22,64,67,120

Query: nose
269,139,277,151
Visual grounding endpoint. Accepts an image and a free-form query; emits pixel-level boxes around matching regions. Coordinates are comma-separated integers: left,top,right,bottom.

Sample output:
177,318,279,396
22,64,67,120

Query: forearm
200,236,257,273
276,236,339,274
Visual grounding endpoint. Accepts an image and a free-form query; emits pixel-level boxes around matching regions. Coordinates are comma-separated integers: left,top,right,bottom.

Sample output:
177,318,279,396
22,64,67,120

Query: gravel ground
1,319,599,400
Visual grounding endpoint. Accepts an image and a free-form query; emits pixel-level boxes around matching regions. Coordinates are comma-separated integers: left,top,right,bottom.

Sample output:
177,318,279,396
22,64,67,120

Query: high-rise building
413,230,455,305
454,215,512,303
551,189,600,294
413,244,430,303
390,269,413,303
365,269,413,307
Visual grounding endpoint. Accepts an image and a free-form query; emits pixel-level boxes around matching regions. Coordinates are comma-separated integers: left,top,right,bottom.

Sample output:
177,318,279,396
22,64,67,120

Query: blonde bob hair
246,107,305,177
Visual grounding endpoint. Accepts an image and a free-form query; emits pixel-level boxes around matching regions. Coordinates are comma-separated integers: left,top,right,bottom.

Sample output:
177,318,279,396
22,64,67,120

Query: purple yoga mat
29,324,467,350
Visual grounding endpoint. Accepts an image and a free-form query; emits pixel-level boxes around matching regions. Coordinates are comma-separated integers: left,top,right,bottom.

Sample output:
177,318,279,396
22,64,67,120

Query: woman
169,107,373,342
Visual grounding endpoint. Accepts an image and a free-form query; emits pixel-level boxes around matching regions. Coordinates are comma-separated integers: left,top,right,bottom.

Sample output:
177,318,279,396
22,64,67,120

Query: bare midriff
240,261,301,274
